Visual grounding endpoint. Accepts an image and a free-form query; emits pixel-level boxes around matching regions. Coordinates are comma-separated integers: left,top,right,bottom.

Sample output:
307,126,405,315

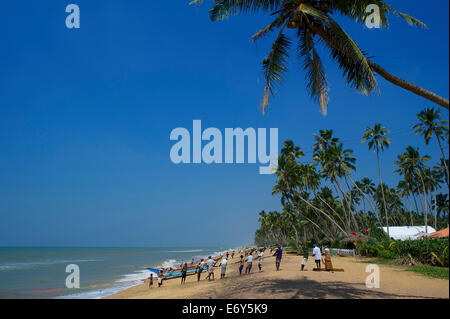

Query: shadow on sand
212,275,435,299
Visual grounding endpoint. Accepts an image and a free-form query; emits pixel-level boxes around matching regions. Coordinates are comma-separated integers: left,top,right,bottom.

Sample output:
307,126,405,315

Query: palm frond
209,0,283,22
252,15,286,42
318,18,378,95
260,29,291,115
298,29,329,115
385,6,428,28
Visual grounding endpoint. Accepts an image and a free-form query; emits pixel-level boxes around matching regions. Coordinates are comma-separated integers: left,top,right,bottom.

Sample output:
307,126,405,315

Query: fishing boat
146,265,207,279
147,257,222,280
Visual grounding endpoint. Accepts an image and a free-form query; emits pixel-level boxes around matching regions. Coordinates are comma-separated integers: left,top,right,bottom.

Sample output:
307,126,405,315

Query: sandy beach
104,252,449,299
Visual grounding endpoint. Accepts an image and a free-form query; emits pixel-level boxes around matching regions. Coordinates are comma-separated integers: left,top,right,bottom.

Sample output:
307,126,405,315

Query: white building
382,226,437,241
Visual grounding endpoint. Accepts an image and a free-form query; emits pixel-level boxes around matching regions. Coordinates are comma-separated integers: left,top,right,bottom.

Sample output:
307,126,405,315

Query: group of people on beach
147,244,333,289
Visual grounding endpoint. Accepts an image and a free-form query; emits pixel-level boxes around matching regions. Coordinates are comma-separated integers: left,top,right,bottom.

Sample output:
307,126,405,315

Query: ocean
0,247,233,299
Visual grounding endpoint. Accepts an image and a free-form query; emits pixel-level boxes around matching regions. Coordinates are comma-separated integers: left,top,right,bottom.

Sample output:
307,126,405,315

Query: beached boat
147,265,207,279
147,257,222,280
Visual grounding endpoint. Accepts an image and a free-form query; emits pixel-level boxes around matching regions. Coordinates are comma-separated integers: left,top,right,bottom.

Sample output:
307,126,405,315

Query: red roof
423,227,449,238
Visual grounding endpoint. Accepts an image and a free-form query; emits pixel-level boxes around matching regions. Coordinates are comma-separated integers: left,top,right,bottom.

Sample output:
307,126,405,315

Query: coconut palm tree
312,129,339,152
413,108,449,188
190,0,449,113
394,146,431,231
362,124,391,235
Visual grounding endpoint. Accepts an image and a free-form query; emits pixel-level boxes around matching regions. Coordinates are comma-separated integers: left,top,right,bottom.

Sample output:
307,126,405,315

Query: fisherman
245,253,253,274
157,270,164,287
181,262,188,284
148,273,153,288
301,246,309,271
231,251,235,259
206,256,215,281
238,255,245,275
323,248,333,271
257,248,264,271
275,245,282,271
313,244,322,270
197,258,205,281
220,257,228,279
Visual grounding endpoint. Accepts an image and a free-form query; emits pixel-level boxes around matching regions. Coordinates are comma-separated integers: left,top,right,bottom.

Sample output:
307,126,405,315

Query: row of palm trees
255,108,449,246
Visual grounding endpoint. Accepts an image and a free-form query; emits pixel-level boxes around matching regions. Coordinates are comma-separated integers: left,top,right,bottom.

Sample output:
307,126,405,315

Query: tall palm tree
394,146,431,232
190,0,449,113
413,108,449,188
362,124,391,235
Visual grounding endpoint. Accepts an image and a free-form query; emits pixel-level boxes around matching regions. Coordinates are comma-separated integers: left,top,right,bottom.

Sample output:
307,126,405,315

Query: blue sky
0,1,448,247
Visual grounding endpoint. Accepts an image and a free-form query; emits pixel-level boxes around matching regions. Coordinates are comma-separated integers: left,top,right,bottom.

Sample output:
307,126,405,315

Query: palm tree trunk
376,149,389,236
294,194,348,237
434,192,438,230
417,170,429,232
434,132,450,188
313,191,347,228
412,193,419,217
407,195,413,226
368,61,449,109
347,175,381,224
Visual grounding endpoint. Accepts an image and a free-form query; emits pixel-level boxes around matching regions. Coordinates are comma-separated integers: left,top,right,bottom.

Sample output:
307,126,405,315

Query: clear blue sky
0,1,448,247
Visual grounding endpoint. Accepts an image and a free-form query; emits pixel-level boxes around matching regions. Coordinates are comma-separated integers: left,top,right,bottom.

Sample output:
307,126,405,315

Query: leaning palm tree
362,124,391,235
413,107,449,188
190,0,449,113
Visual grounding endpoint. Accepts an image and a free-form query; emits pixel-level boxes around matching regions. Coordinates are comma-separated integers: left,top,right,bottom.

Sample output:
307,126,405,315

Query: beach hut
420,227,449,239
382,226,437,241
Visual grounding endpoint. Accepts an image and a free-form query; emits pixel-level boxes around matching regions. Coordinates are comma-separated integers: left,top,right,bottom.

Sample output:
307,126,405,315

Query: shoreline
104,253,449,299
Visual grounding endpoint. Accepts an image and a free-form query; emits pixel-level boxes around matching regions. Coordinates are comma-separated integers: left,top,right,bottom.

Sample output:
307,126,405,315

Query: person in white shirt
206,256,215,281
245,254,253,274
312,244,322,270
196,258,205,281
257,249,264,271
220,258,228,279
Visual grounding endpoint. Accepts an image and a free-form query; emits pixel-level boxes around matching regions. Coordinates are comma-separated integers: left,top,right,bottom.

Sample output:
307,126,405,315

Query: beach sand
104,253,449,299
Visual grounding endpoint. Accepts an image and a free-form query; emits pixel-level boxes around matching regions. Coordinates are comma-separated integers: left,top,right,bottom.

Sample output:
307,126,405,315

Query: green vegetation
356,237,449,267
408,265,449,280
360,257,449,280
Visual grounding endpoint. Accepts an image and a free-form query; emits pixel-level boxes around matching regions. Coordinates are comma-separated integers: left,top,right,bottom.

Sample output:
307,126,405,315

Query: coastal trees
190,0,449,113
255,124,448,247
362,124,391,236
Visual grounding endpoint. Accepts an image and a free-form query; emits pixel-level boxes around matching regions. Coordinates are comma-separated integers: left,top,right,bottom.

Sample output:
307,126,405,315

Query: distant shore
104,252,449,299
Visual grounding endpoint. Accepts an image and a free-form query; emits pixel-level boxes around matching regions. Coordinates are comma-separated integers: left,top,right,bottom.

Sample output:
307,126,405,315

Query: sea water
0,247,232,299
